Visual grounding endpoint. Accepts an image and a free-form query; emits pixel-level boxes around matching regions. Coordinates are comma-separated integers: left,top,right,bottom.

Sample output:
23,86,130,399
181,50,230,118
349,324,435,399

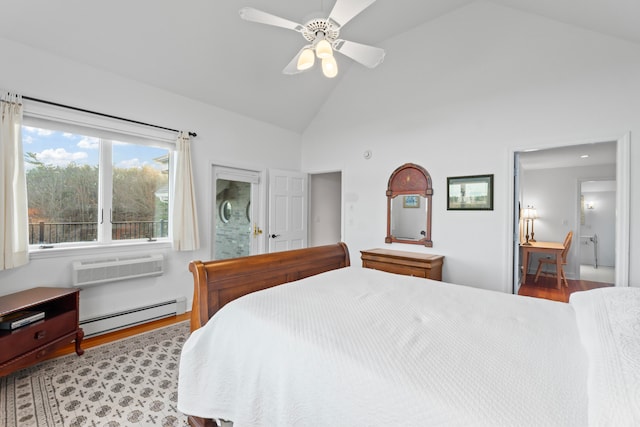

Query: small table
0,287,84,376
520,241,565,289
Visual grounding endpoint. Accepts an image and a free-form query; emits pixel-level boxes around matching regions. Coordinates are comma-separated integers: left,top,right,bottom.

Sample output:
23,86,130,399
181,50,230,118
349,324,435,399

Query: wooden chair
534,231,573,287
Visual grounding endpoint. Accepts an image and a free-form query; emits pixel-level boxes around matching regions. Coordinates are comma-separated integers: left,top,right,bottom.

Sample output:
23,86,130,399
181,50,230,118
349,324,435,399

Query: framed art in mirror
386,163,433,247
403,195,420,208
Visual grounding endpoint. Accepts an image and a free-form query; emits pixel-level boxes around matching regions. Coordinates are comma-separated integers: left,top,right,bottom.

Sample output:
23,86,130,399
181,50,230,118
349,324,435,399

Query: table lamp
528,207,537,242
522,206,537,245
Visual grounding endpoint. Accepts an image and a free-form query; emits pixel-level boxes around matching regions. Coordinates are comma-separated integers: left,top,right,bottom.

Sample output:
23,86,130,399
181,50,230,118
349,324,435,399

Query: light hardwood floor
46,312,191,361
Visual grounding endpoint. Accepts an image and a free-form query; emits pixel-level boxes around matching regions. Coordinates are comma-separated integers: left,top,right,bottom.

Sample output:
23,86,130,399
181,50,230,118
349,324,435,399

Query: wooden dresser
361,248,444,281
0,287,84,376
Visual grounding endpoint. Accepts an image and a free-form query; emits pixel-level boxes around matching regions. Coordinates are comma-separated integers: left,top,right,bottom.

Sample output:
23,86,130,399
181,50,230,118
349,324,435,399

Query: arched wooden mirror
386,163,433,247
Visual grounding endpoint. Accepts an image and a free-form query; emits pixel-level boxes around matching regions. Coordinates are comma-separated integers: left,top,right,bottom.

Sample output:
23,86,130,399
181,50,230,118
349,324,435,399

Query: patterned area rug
0,320,190,427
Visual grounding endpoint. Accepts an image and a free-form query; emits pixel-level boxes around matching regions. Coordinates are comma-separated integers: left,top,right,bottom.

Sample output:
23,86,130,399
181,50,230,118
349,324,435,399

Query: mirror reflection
386,163,433,247
391,195,427,241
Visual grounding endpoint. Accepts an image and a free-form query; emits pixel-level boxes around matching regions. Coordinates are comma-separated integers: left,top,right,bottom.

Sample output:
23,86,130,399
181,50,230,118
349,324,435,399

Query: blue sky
22,125,168,170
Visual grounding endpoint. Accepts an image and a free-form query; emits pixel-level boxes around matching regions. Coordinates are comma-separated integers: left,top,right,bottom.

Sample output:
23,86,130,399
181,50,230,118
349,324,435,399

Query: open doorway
309,171,342,247
579,179,615,284
513,136,629,300
211,165,264,260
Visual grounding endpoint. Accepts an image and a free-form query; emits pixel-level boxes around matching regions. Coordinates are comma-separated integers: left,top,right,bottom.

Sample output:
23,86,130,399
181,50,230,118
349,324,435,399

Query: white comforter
178,267,638,426
570,287,640,426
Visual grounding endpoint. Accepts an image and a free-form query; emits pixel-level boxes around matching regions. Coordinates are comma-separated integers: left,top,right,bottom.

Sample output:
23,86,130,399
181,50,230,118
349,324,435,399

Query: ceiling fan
239,0,385,78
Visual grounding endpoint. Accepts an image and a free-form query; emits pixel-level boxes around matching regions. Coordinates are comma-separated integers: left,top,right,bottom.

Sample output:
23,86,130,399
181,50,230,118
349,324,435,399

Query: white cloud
77,136,99,149
37,148,88,167
23,126,54,136
115,159,165,170
117,158,145,169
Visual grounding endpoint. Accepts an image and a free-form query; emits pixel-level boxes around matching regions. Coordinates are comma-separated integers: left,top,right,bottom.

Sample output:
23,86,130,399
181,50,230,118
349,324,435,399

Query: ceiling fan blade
333,39,385,68
327,0,376,28
282,47,308,75
239,7,305,32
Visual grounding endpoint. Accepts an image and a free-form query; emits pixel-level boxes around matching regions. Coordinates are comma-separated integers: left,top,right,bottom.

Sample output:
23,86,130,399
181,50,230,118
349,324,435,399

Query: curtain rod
22,96,197,138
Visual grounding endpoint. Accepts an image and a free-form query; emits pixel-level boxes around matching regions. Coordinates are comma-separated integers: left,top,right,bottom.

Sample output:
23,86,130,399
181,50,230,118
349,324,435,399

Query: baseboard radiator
80,297,187,337
72,254,163,287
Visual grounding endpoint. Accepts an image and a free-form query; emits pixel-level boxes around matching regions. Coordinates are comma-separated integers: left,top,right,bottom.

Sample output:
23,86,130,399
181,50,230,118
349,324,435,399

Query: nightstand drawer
0,287,83,377
0,332,77,375
1,311,76,361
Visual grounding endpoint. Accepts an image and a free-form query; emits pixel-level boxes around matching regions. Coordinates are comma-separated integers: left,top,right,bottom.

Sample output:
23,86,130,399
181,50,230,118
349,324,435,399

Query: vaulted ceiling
2,0,639,133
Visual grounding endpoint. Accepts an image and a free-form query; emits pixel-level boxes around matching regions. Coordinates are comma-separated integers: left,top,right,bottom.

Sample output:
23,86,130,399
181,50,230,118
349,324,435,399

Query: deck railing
28,220,168,244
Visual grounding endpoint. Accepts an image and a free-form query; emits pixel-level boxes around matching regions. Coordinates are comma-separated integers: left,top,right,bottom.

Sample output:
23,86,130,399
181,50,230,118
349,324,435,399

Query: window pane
112,142,170,241
23,126,99,244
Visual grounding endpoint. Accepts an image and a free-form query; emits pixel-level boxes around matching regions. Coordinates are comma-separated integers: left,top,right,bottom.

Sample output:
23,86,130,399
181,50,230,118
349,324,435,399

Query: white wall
520,164,615,278
0,37,302,320
301,1,640,291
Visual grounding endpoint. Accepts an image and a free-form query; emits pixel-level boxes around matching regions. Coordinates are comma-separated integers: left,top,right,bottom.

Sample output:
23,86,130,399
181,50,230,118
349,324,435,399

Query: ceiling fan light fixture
297,48,315,71
239,3,384,77
315,38,333,59
322,55,338,78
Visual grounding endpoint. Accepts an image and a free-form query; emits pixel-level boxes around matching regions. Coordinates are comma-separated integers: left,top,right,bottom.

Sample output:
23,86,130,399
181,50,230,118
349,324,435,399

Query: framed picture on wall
447,174,494,210
403,195,420,208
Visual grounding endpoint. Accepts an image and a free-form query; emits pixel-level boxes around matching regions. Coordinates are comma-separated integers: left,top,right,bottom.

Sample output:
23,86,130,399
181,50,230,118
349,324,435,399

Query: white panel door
268,169,308,253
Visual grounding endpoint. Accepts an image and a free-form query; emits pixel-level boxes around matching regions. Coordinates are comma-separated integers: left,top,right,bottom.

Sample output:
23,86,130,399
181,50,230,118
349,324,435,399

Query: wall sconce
522,205,538,245
585,201,594,210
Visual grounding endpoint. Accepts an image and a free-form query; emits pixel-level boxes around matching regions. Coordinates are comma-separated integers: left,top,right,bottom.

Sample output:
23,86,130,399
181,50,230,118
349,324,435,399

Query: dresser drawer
1,311,77,361
361,249,444,281
364,260,428,278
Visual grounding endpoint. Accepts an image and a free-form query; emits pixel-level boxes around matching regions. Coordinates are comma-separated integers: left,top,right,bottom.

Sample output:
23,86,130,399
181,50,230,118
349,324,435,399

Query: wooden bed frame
186,243,351,426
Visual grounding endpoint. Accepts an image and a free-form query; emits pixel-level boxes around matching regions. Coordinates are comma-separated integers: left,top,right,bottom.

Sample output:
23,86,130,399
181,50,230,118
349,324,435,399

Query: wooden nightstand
0,287,84,376
361,248,444,281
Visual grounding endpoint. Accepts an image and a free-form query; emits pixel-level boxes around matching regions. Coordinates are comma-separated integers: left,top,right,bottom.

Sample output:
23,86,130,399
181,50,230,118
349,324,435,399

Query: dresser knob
34,330,47,340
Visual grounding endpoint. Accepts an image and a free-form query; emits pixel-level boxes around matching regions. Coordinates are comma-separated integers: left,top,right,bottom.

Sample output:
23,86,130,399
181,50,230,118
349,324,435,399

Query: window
22,106,175,249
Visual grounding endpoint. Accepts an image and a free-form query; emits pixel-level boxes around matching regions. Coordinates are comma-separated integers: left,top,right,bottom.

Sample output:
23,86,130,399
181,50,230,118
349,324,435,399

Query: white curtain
0,92,29,269
172,131,200,251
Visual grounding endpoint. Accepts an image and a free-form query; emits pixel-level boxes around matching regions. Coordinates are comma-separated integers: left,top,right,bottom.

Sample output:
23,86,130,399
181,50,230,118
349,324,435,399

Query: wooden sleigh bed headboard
188,242,351,332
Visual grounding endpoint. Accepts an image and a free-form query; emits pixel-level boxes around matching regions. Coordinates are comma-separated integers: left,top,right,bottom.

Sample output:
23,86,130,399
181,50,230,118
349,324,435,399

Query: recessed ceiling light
581,154,589,158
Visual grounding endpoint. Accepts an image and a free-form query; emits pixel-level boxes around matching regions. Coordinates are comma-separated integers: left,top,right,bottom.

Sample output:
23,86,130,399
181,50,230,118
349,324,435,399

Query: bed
178,243,640,427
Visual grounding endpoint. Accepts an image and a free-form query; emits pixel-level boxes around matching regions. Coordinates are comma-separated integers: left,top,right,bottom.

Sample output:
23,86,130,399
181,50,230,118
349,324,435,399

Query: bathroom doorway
579,179,615,284
212,165,263,260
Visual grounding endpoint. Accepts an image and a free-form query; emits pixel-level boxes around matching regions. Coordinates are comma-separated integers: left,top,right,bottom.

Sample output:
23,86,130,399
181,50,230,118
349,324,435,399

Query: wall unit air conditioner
72,254,163,287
